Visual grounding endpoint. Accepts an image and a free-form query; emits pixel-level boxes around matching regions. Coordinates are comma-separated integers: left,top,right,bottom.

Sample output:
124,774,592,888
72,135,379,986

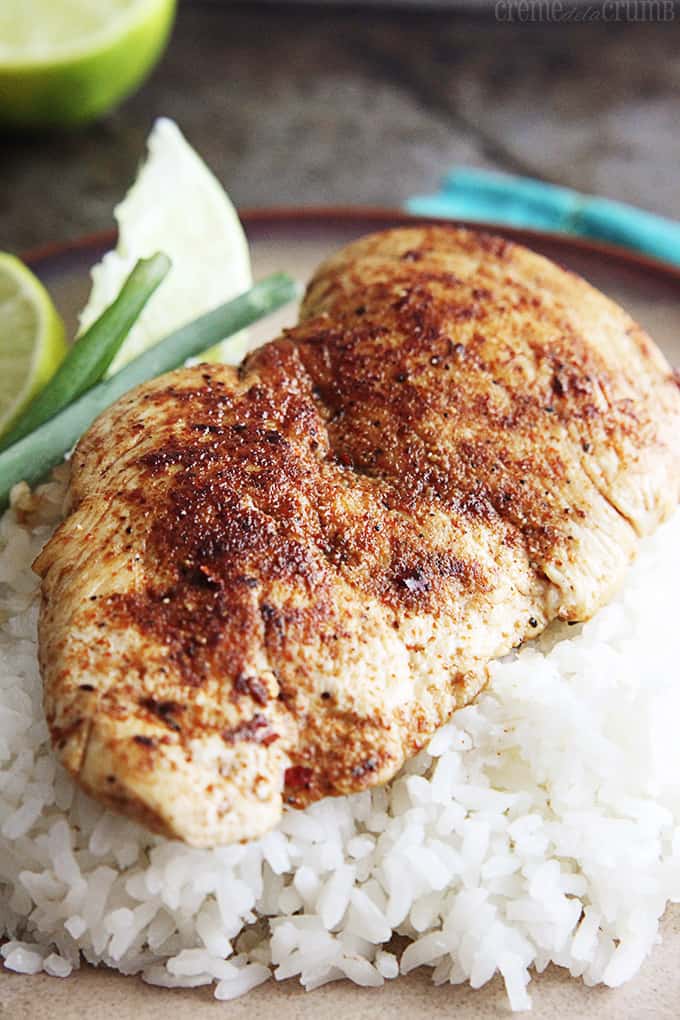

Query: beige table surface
2,211,679,1018
2,907,679,1020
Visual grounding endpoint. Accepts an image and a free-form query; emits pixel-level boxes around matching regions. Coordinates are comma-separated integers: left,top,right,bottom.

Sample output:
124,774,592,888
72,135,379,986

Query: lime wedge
0,0,176,127
79,118,253,372
0,255,67,439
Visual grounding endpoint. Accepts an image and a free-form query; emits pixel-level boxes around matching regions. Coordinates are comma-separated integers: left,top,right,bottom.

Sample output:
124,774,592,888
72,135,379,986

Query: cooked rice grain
1,475,679,1010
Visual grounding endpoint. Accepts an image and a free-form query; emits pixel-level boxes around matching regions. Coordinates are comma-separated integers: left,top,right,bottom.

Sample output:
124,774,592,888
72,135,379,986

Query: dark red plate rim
21,206,680,288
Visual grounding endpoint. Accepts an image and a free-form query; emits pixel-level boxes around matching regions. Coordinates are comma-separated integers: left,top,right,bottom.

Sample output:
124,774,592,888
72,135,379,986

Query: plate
21,208,680,367
3,209,680,1020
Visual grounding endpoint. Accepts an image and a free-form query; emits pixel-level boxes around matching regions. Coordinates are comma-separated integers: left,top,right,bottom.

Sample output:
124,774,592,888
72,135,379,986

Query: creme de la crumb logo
494,0,676,22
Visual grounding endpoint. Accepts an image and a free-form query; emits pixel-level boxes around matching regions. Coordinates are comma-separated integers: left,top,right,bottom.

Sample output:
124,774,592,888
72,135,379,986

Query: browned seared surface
35,227,680,847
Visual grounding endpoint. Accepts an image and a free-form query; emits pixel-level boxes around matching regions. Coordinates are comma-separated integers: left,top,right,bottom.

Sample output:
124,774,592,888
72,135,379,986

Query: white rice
1,474,679,1011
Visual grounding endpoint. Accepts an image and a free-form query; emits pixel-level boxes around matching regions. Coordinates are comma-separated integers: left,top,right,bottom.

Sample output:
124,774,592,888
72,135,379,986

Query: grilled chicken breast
35,227,680,847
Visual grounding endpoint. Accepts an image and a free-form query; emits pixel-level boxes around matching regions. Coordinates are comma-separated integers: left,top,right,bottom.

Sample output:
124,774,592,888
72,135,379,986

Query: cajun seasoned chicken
35,227,680,847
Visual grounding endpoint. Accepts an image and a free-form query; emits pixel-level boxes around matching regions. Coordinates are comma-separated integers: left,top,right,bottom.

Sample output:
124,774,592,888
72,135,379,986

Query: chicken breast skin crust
35,227,680,848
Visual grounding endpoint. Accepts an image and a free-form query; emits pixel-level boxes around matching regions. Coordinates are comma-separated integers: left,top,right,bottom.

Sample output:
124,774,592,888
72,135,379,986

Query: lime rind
0,254,67,437
0,0,176,126
0,0,171,66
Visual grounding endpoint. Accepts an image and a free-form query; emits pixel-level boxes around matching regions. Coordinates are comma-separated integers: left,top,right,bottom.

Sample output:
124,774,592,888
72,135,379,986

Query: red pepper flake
234,673,269,705
284,765,313,789
222,712,279,746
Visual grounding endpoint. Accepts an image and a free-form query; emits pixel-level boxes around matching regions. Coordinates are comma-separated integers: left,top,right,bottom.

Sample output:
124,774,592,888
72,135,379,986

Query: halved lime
0,255,67,439
0,0,176,128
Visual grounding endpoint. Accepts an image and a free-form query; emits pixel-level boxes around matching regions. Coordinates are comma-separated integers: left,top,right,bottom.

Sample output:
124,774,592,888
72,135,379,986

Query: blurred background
2,0,679,253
